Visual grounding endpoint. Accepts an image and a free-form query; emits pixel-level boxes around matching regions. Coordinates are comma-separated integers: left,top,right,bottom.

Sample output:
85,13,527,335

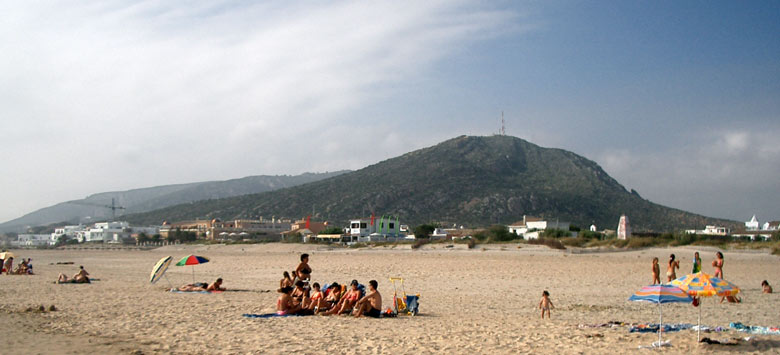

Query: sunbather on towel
207,278,226,292
324,280,360,315
354,280,382,318
176,282,209,292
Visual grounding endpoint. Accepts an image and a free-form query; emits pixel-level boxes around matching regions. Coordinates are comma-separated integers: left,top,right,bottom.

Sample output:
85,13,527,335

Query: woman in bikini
325,280,361,315
666,254,679,282
276,286,300,315
280,271,293,289
290,280,307,307
713,252,724,278
306,282,324,311
296,254,312,286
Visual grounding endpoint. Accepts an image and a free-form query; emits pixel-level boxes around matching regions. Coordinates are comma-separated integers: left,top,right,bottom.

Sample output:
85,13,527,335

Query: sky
1,1,778,224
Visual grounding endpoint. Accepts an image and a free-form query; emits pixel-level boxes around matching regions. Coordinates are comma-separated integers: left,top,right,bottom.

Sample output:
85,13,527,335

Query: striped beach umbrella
629,285,693,346
175,255,210,283
150,256,173,286
671,272,741,341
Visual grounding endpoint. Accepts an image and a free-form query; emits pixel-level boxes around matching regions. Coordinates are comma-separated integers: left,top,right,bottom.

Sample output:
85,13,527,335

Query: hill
0,171,348,233
121,135,737,232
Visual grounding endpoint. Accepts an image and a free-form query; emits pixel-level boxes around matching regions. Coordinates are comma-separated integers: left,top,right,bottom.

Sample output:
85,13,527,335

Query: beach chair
389,277,419,316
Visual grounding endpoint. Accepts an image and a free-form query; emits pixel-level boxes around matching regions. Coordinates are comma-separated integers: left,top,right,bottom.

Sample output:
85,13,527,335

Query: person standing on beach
539,291,554,319
296,253,312,291
666,254,679,282
692,252,701,273
651,258,661,285
2,257,13,275
713,252,724,278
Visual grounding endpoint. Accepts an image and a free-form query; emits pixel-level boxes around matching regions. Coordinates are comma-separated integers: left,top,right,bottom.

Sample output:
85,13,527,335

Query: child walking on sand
651,257,660,285
539,291,554,319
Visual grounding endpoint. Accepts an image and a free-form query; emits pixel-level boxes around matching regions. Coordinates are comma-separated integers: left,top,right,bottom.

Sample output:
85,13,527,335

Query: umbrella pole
164,273,173,289
192,266,195,284
658,304,663,346
698,299,702,342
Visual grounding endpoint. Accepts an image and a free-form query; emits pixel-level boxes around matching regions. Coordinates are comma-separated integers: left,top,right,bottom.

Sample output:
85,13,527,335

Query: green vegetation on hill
123,135,737,232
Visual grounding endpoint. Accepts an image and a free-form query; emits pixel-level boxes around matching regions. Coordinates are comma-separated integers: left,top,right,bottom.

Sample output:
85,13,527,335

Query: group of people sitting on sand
57,265,91,283
1,257,34,275
276,253,383,318
175,278,226,292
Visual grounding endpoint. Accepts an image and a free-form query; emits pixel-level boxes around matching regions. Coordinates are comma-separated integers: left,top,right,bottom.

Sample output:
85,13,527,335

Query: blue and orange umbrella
175,255,209,283
629,285,693,346
671,272,741,341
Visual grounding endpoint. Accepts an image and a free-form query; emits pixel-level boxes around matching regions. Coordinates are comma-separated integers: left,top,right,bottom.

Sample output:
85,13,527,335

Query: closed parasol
150,256,173,287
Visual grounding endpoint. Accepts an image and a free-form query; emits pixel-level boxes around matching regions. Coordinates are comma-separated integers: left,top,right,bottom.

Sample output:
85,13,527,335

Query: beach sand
1,243,779,354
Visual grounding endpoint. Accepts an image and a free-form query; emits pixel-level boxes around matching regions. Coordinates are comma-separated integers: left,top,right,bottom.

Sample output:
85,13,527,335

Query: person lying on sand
206,278,226,292
354,280,382,318
324,280,360,316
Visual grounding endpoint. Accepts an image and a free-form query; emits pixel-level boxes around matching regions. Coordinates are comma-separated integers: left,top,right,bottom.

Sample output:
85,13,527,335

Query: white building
762,221,779,231
508,215,571,239
685,225,730,236
83,221,130,243
13,234,54,247
745,215,760,231
589,224,597,232
348,216,404,242
51,225,83,244
617,215,631,240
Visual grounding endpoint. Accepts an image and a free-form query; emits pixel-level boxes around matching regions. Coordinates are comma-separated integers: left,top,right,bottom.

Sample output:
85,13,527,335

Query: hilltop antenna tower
500,111,506,136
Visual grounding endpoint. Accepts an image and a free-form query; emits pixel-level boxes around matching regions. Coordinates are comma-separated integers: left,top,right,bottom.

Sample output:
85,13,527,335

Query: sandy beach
1,243,778,354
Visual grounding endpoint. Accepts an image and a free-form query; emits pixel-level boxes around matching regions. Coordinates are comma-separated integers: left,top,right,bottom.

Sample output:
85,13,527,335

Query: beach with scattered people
1,243,779,353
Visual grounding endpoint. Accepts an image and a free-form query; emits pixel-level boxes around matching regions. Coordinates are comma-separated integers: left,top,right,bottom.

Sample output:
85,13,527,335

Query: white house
83,221,130,243
745,215,760,231
13,234,54,247
762,221,779,231
686,225,730,236
348,216,403,242
51,225,83,244
589,224,597,232
508,215,571,239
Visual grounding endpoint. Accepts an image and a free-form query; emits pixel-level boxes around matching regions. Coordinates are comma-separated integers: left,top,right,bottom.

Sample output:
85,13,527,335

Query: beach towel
169,289,223,294
243,313,301,318
629,323,695,333
729,322,780,335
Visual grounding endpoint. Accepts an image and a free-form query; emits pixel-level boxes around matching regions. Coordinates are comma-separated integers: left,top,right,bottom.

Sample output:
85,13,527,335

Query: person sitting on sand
306,282,324,311
318,283,341,313
25,258,33,275
667,254,679,282
276,286,301,315
762,280,773,294
3,257,13,275
280,271,293,289
290,280,307,306
13,259,28,275
73,266,90,283
651,257,660,285
354,280,382,318
324,280,361,316
206,278,226,292
540,290,554,319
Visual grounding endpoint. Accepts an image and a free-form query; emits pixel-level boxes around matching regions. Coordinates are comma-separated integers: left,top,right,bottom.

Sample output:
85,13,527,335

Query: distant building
508,215,570,239
348,215,403,242
589,224,597,232
685,225,730,236
617,215,631,240
745,215,760,231
13,234,54,247
83,221,130,243
283,217,329,240
762,221,780,231
51,225,84,243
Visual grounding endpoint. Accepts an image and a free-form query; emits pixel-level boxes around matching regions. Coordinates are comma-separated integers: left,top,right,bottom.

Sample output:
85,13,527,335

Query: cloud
597,128,780,221
0,1,518,222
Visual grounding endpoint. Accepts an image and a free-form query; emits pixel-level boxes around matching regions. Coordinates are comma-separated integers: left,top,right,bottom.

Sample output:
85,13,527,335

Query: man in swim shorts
354,280,382,318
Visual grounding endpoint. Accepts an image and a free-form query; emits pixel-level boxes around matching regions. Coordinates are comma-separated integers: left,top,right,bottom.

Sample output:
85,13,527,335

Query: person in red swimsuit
324,280,361,315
